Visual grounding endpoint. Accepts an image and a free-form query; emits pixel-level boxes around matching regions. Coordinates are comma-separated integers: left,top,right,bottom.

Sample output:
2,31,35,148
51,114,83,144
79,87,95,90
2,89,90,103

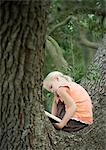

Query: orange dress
55,82,93,124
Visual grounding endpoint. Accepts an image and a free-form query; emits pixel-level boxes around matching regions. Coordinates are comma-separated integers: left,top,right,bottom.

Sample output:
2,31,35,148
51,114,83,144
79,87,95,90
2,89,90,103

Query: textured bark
0,1,52,150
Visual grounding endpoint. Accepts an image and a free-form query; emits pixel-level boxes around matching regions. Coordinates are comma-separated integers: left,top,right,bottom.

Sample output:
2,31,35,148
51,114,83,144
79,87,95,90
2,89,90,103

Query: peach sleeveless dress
55,82,93,125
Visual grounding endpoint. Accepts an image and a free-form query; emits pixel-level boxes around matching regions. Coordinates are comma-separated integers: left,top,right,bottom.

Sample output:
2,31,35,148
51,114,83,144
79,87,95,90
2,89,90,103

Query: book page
44,111,62,123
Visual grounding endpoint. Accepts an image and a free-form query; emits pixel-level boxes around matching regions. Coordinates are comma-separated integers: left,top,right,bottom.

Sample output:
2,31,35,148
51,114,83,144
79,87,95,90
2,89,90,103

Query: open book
44,111,62,123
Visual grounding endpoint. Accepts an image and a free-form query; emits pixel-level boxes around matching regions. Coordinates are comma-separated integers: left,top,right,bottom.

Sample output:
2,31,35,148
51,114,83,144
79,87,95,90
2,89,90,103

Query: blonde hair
43,71,73,90
62,75,73,82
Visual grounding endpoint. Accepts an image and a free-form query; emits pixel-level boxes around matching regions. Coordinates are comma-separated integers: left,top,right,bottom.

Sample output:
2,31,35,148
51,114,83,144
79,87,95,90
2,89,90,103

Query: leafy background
43,0,106,112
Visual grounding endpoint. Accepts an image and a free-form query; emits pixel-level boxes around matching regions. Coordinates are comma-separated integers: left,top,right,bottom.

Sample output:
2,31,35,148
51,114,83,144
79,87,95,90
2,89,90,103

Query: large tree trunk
0,1,106,150
0,1,52,149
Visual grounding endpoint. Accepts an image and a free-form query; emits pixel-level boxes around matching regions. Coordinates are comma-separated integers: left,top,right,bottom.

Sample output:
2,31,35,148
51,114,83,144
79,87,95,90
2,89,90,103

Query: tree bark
0,1,53,149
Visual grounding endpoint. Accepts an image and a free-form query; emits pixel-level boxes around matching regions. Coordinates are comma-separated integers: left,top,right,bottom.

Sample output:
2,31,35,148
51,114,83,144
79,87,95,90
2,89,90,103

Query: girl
43,71,93,132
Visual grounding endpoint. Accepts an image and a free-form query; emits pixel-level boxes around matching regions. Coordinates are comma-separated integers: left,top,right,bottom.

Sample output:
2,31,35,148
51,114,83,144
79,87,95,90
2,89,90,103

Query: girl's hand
53,122,64,129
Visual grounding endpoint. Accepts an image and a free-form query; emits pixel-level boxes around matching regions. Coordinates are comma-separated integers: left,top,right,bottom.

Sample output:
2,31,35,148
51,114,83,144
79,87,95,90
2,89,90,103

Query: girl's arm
51,96,57,116
54,87,76,129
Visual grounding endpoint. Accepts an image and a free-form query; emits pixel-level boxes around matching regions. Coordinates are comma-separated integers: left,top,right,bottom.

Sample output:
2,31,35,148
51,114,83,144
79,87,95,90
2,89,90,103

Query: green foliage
43,0,105,111
43,90,53,112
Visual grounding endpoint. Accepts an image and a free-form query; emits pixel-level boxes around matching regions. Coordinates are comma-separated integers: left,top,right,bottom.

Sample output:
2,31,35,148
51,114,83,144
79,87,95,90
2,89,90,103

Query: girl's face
43,77,59,93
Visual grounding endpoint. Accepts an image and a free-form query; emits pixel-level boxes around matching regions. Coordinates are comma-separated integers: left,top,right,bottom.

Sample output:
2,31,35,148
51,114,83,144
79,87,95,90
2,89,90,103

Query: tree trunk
0,1,106,150
0,1,53,149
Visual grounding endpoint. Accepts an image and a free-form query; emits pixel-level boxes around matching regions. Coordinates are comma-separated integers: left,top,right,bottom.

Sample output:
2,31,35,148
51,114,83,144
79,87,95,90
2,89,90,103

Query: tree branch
49,14,99,49
79,28,98,49
46,36,69,71
49,15,72,35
